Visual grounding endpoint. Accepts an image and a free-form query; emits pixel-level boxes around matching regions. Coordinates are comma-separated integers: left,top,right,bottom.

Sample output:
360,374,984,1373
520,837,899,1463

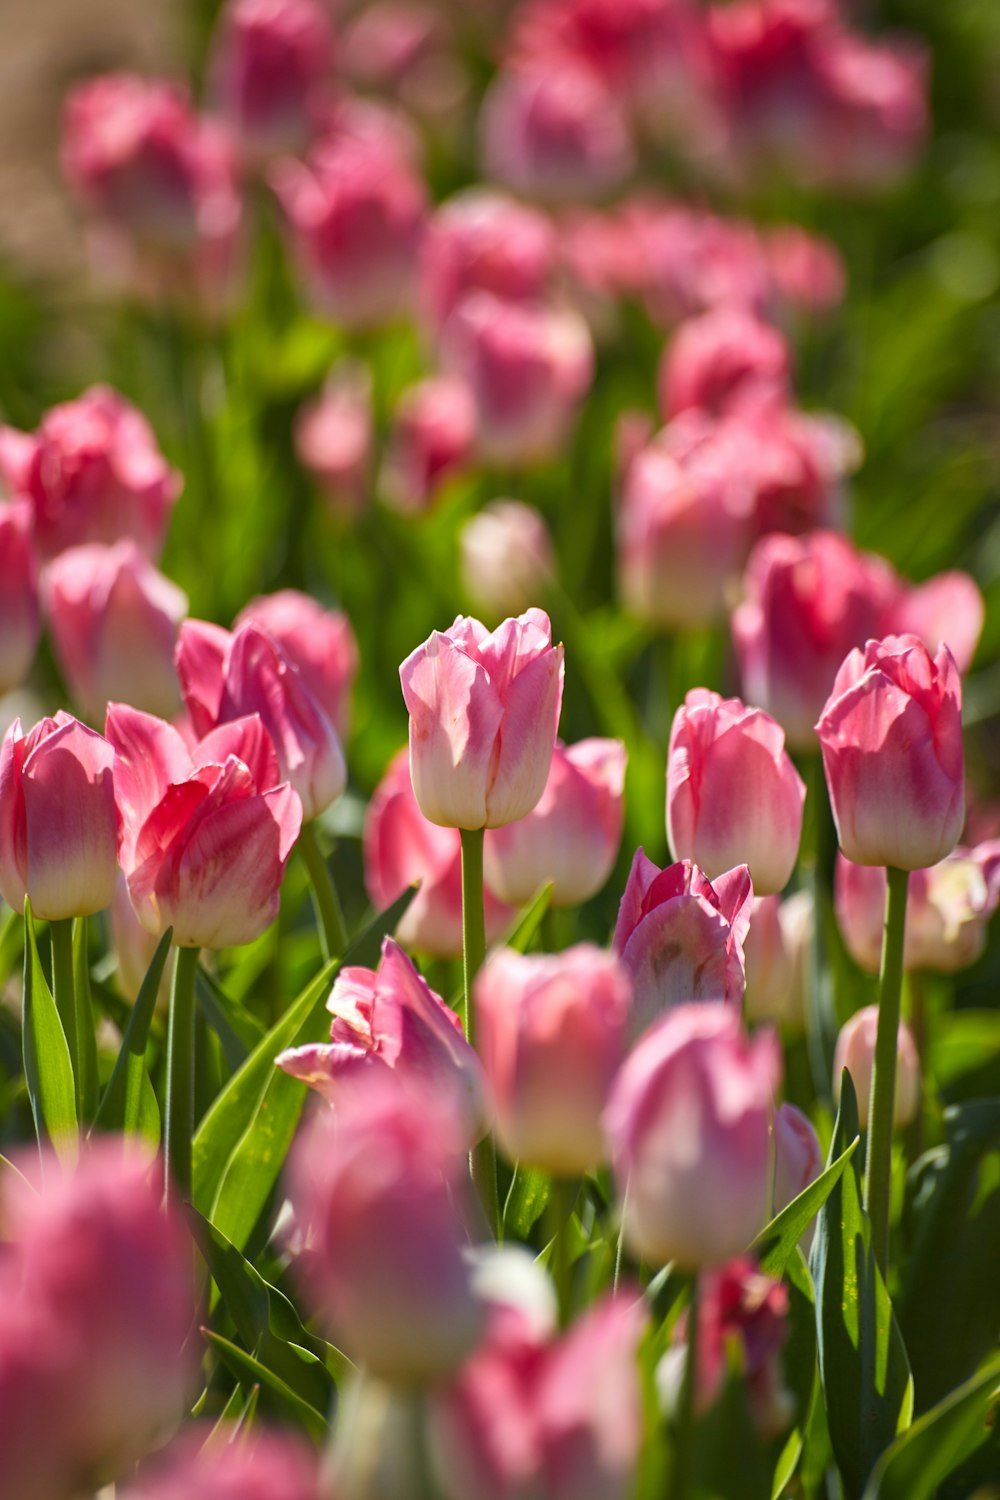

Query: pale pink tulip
743,890,811,1027
658,307,790,420
380,375,477,513
772,1101,822,1251
107,703,301,949
891,571,984,676
120,1427,322,1500
667,689,805,895
605,1003,781,1267
236,589,358,739
420,188,557,335
0,713,117,920
834,1005,920,1129
459,500,555,620
816,635,965,870
294,362,373,518
399,609,564,830
210,0,335,163
484,738,625,907
0,502,40,694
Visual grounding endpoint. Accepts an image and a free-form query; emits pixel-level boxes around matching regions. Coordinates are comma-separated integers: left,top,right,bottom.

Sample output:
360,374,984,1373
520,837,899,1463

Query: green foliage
93,928,173,1136
21,904,77,1163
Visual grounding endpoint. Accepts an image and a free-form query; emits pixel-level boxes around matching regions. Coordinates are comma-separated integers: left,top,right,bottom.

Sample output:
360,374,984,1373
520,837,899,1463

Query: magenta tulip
235,589,358,740
833,1005,920,1130
209,0,334,164
0,501,40,695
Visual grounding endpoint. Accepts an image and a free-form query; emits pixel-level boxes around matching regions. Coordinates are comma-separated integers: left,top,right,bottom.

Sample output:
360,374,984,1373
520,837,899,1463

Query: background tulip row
1,1,1000,1498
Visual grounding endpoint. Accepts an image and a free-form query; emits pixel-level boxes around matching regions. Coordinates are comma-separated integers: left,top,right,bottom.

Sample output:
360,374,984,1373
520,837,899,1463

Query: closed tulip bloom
890,570,984,676
484,738,625,908
236,589,358,740
667,689,805,895
45,542,188,724
400,609,564,830
833,1005,920,1130
460,500,555,621
278,936,487,1145
743,890,811,1027
772,1101,822,1251
475,945,632,1175
606,1003,781,1268
120,1427,323,1500
816,634,965,870
0,713,117,920
380,375,477,514
0,502,40,694
210,0,335,163
420,188,557,335
613,848,753,1035
294,362,373,519
107,703,302,949
658,307,790,421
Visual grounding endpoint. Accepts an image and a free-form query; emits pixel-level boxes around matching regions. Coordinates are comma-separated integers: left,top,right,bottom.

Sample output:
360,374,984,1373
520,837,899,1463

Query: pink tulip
277,936,487,1143
363,748,514,957
460,500,555,620
833,1005,920,1129
743,890,811,1027
120,1427,322,1500
294,362,373,518
0,501,40,694
420,188,557,335
658,307,790,420
484,738,626,908
176,619,346,821
380,375,477,513
442,292,594,467
235,589,358,740
0,713,117,920
110,872,173,1006
667,689,805,895
44,542,188,724
733,531,898,750
273,111,427,329
612,849,753,1034
628,200,772,327
107,703,301,949
772,1101,822,1251
287,1076,485,1382
209,0,335,163
400,609,564,830
475,945,632,1175
340,0,460,127
0,386,181,563
764,225,846,314
816,634,965,870
891,570,984,676
605,1002,781,1267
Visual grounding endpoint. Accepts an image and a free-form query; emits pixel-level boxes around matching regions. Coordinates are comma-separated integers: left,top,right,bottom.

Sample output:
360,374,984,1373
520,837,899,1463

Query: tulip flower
658,307,790,420
612,848,753,1035
380,375,477,513
891,570,984,676
399,609,564,831
0,501,40,695
667,689,805,895
816,635,964,872
459,500,555,620
743,891,812,1027
772,1102,823,1250
420,189,556,335
484,738,625,908
277,936,487,1145
833,1006,920,1131
45,541,188,724
294,362,373,519
235,589,358,740
764,225,846,313
475,945,632,1176
120,1427,323,1500
606,1002,781,1268
209,0,335,164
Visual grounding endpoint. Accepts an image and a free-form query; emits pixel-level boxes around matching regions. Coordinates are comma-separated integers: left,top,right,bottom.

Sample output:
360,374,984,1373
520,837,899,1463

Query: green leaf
861,1353,1000,1500
810,1070,914,1499
22,903,77,1163
195,964,264,1072
752,1135,860,1277
502,883,554,954
202,1329,329,1442
93,928,172,1135
72,917,99,1121
503,1164,550,1240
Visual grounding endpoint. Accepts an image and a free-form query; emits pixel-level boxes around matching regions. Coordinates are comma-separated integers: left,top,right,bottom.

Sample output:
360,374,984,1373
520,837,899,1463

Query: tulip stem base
864,865,909,1275
49,918,79,1112
670,1272,700,1500
461,827,499,1239
165,944,200,1205
299,822,348,961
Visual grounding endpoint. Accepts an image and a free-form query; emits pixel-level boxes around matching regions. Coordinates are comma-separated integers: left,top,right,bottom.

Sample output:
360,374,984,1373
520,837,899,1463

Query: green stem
461,827,499,1239
863,865,910,1275
50,919,79,1113
165,944,200,1204
670,1273,700,1500
547,1176,580,1326
298,821,348,961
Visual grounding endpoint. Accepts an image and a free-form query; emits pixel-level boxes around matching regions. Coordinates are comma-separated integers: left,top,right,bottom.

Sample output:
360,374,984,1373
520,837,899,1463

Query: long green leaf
861,1353,1000,1500
502,1163,550,1240
202,1329,328,1442
752,1135,860,1277
811,1071,913,1499
503,883,554,953
93,928,173,1135
22,903,77,1163
72,917,99,1121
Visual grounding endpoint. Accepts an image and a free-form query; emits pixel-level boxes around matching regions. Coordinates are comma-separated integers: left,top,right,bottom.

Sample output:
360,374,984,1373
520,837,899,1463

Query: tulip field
3,0,1000,1496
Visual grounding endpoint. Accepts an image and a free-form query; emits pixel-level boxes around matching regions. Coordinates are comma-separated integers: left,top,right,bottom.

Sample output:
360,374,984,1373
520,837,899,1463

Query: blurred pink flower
460,500,555,620
0,501,40,695
834,1005,920,1129
420,188,557,336
381,375,477,513
294,362,373,519
743,890,812,1027
658,307,790,420
209,0,335,163
120,1427,323,1500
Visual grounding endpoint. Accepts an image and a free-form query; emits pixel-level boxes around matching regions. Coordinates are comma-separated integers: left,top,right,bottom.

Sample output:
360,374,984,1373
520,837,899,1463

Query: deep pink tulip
0,386,181,563
120,1427,323,1500
107,703,301,949
294,362,373,519
442,291,594,467
658,307,790,420
743,890,811,1027
475,944,632,1175
484,737,625,907
667,689,805,895
45,541,187,724
400,609,564,830
612,848,753,1034
833,1005,920,1130
210,0,335,163
235,589,358,740
0,501,40,694
605,1002,781,1267
460,500,555,620
363,748,514,957
816,634,965,870
420,188,557,335
0,713,117,920
287,1077,485,1382
380,375,477,513
277,936,487,1144
177,619,346,821
772,1101,822,1251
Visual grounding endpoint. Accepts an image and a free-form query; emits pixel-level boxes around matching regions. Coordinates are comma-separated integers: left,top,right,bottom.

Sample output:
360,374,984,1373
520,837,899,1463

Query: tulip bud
399,609,564,830
816,635,964,870
475,945,632,1175
0,501,40,695
833,1005,920,1130
484,738,625,907
658,308,790,421
294,362,374,519
743,890,811,1027
667,689,805,896
459,500,555,620
236,589,358,740
209,0,335,164
380,375,477,513
120,1426,323,1500
420,188,556,335
605,1003,781,1268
